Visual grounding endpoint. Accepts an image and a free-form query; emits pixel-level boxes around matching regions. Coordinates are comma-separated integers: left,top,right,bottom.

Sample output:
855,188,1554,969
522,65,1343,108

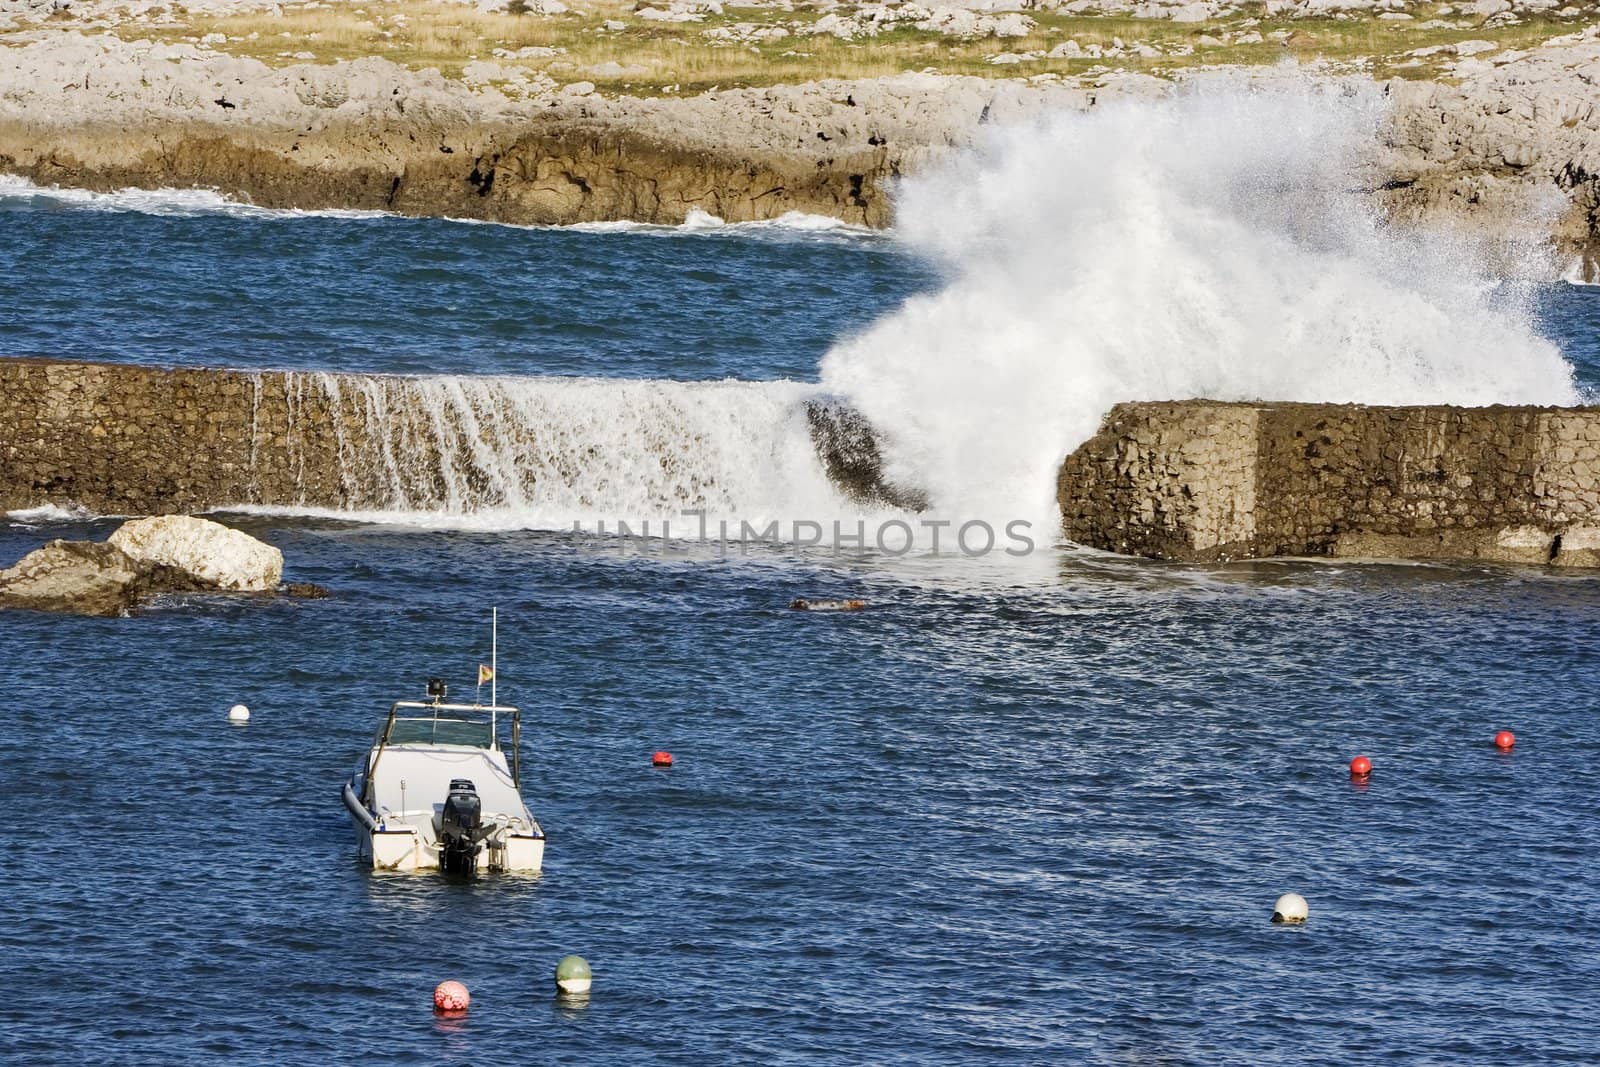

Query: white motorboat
342,677,545,874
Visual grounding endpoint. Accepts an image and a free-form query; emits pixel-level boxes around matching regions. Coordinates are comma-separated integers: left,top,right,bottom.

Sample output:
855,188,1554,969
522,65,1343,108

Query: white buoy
1272,892,1309,924
227,703,251,724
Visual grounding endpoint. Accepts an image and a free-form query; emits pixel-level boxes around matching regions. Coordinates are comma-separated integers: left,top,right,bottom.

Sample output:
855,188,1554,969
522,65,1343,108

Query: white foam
1564,257,1599,287
555,207,876,240
230,372,889,538
820,83,1580,533
0,175,873,240
0,174,387,220
5,88,1583,553
5,503,106,524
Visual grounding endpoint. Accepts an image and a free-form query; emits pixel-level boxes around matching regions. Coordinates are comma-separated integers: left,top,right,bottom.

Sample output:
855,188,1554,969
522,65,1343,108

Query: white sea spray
819,84,1580,532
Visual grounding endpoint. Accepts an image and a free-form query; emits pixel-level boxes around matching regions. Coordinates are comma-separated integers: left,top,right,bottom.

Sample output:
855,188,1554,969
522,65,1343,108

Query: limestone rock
1490,523,1557,563
1553,524,1600,566
108,515,283,591
1,19,1599,268
0,539,149,616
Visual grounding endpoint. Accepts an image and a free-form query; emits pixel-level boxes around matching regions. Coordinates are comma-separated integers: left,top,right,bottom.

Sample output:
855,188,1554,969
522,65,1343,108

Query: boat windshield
386,716,495,749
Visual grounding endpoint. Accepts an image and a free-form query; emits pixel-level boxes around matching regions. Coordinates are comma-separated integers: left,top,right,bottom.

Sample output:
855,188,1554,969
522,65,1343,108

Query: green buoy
555,955,593,996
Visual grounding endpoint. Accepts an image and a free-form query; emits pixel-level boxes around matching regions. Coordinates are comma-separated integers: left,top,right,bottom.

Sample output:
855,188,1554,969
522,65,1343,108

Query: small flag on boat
478,664,495,685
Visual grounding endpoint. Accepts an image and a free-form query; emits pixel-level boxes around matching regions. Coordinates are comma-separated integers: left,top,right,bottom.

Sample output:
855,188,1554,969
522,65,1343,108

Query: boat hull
342,777,544,873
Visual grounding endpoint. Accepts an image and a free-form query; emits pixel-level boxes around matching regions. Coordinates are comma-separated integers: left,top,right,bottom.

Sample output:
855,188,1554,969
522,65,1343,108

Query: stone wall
0,358,363,514
0,357,892,516
11,360,1600,568
1059,400,1600,566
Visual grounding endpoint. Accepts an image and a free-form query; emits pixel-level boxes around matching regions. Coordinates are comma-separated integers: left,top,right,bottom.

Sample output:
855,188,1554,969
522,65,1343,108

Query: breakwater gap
5,359,1600,567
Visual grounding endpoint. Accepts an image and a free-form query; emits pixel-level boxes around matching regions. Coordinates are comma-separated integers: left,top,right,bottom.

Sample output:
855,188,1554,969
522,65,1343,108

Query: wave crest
821,83,1579,529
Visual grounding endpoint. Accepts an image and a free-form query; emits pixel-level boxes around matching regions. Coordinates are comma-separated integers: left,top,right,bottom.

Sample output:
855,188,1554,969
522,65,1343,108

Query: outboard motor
440,778,485,875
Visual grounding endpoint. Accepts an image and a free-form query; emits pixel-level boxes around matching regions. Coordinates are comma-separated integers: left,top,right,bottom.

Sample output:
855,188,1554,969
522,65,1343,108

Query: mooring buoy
433,980,470,1013
1271,893,1309,924
555,955,593,996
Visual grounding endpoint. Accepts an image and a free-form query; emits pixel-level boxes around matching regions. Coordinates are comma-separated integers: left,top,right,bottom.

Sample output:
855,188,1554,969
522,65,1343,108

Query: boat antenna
481,607,499,744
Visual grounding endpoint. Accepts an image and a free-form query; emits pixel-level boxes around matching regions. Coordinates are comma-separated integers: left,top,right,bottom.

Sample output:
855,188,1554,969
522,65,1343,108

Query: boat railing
361,699,523,807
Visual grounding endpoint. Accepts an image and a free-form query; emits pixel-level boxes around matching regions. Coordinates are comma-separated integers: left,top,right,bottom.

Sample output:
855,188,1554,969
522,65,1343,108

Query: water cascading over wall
0,358,879,525
14,359,1600,569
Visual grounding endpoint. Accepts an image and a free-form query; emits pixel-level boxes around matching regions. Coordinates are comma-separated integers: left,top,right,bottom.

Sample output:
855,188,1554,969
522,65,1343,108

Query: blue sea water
2,190,1600,1065
0,191,915,380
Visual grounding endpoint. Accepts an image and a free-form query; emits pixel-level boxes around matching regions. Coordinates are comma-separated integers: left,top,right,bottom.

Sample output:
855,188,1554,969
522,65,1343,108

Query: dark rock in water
0,540,214,617
803,397,928,511
283,582,331,599
791,597,868,612
0,540,151,617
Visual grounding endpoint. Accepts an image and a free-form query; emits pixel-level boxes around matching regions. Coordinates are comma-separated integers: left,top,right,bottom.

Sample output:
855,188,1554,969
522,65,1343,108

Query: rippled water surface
0,189,919,380
2,193,1600,1065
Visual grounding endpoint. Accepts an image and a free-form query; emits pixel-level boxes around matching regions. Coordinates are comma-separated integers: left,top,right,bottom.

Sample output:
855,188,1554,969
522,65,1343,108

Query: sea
1,87,1599,1065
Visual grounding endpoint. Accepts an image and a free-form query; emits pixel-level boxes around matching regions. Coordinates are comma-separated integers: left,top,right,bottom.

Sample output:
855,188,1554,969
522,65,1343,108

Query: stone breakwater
10,361,1600,568
1058,400,1600,566
0,358,879,516
0,359,378,514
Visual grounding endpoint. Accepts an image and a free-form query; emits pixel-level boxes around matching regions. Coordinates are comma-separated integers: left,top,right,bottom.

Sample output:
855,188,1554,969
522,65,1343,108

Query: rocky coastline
0,10,1598,263
0,31,1076,227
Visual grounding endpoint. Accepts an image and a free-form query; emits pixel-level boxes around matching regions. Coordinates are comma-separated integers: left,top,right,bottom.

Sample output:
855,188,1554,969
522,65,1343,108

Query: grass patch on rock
21,0,1593,94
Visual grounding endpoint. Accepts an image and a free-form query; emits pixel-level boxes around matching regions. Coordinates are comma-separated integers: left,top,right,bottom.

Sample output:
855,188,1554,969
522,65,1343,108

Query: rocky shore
0,5,1597,258
0,30,1085,227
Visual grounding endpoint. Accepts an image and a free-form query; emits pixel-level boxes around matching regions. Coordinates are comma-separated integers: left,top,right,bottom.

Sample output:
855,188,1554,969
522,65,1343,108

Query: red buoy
1495,730,1515,750
652,750,673,767
433,980,470,1014
1349,755,1372,778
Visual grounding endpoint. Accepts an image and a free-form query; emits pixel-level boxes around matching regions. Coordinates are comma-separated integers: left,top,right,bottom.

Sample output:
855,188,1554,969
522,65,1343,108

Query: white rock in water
108,516,283,592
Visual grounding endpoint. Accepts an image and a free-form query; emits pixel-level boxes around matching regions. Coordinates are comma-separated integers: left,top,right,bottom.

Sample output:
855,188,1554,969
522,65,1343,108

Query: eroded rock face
3,29,1598,250
0,34,1095,228
107,515,283,591
1380,34,1600,272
